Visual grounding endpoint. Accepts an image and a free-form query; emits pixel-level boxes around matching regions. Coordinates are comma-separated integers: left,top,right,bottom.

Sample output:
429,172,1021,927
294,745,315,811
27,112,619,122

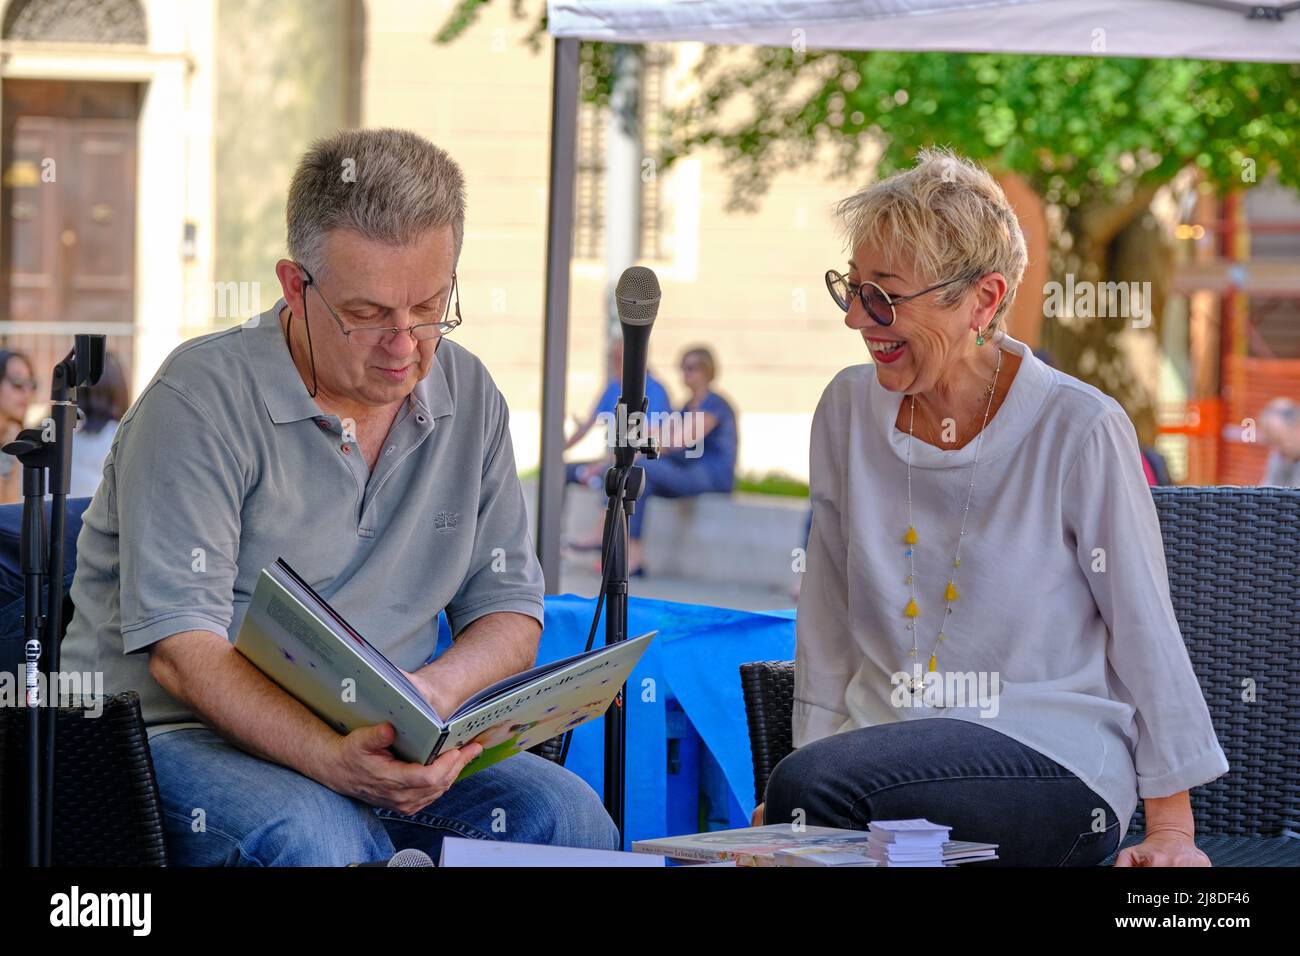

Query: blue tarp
525,595,796,848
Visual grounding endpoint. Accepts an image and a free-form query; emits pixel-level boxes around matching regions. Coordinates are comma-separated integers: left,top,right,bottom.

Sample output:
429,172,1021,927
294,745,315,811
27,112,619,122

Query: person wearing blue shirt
565,335,670,548
624,346,738,575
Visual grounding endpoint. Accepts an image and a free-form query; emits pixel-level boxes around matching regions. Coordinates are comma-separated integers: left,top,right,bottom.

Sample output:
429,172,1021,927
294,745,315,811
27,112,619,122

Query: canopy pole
537,36,581,592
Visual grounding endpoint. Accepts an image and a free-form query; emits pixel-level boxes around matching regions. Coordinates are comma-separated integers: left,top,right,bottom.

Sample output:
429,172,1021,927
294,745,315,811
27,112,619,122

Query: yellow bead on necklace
900,346,1003,692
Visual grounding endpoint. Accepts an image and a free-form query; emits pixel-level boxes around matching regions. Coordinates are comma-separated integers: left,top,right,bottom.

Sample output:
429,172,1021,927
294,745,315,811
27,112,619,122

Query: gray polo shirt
62,298,545,737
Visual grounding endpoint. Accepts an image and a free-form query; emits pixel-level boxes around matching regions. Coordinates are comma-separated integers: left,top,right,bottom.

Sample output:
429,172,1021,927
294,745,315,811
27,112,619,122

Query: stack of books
865,819,998,867
631,822,997,866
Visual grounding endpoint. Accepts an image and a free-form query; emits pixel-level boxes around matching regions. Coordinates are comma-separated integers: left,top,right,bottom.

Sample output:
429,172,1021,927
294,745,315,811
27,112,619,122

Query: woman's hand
1116,792,1209,866
751,802,765,826
1114,830,1210,867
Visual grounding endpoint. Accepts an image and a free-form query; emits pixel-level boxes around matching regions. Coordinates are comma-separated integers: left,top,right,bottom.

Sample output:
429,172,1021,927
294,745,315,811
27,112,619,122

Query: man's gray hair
286,128,467,277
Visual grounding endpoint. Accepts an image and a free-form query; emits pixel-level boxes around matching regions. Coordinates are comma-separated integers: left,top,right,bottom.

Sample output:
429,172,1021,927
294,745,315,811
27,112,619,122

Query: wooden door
0,80,138,393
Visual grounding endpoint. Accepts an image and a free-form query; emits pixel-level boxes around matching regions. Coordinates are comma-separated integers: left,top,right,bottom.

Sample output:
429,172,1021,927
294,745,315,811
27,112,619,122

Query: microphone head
388,848,435,867
615,266,661,327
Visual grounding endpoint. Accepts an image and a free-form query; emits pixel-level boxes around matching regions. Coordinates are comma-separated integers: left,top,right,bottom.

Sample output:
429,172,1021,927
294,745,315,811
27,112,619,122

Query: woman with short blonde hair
759,149,1228,867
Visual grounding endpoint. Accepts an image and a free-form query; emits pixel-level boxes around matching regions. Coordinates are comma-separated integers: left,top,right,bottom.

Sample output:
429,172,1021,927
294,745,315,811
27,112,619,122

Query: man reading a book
60,128,620,865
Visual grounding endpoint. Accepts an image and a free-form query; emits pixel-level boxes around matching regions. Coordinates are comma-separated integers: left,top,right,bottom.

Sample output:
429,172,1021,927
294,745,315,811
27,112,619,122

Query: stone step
523,477,810,592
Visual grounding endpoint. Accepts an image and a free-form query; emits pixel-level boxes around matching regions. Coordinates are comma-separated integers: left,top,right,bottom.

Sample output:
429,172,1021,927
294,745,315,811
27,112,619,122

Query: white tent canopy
532,0,1299,588
548,0,1300,62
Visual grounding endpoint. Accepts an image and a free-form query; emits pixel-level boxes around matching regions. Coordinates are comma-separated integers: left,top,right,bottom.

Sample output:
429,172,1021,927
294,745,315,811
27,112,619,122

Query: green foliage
665,49,1300,211
734,471,809,498
436,2,1299,228
435,0,616,106
438,2,1298,441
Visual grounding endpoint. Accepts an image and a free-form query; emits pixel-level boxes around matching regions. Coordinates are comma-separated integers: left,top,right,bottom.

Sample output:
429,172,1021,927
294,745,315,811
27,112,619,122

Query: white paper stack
865,819,952,867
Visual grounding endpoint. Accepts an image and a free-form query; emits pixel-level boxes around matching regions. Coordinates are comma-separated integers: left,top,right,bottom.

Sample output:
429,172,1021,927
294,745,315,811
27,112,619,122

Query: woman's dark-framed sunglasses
825,269,971,327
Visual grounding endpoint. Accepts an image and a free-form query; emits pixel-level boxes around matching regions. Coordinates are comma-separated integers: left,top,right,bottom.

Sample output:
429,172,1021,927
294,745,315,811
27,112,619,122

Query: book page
439,632,655,779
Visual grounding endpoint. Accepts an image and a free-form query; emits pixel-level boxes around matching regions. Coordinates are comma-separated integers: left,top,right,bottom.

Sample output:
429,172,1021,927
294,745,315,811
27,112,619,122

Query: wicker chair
0,691,169,866
0,687,567,867
740,486,1300,866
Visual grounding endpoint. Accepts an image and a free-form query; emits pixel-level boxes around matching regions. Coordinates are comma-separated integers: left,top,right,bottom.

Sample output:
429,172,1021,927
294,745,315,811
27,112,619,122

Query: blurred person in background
619,345,738,576
1258,397,1300,487
564,333,671,550
0,349,37,504
70,351,130,500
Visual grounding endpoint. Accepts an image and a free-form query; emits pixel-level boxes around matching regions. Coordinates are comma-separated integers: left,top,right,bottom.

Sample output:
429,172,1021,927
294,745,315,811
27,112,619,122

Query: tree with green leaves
438,2,1300,443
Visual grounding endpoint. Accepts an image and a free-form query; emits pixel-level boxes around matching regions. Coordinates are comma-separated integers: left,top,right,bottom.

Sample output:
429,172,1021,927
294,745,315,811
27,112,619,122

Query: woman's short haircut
834,147,1028,331
286,128,467,278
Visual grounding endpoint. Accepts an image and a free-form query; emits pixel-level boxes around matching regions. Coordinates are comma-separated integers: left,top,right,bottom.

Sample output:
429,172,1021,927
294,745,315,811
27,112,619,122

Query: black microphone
614,266,661,461
347,848,435,867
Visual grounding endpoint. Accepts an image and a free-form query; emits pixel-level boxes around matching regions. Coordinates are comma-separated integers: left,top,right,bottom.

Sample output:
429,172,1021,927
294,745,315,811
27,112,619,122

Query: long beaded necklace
901,344,1003,698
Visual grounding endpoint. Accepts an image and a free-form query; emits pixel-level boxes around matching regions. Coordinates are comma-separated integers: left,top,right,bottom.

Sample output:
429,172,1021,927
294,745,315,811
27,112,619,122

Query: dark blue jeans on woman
764,717,1122,866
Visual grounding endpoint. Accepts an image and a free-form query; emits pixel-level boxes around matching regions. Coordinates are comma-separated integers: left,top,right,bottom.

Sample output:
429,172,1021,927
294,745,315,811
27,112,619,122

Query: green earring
975,325,987,346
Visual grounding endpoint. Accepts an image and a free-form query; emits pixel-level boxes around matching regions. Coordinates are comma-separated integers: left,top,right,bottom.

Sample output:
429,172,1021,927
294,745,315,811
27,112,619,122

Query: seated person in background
621,346,738,576
1258,397,1300,487
564,333,671,549
61,128,618,866
69,350,130,500
759,148,1226,867
0,349,36,505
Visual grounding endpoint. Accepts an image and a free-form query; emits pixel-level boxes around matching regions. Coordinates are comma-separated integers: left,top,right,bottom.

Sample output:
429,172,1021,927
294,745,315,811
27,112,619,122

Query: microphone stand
4,334,106,866
600,396,657,843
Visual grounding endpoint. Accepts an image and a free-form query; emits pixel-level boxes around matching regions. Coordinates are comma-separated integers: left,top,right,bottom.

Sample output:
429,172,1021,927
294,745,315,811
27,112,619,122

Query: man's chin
357,379,413,405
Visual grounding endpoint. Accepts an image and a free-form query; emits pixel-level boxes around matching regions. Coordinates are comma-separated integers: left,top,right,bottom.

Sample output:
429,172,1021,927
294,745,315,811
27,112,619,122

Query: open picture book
234,558,655,779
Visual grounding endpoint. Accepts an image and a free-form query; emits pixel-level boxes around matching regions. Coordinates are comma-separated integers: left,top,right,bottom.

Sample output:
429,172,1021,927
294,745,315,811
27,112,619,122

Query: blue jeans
629,455,732,539
149,727,620,866
764,717,1122,866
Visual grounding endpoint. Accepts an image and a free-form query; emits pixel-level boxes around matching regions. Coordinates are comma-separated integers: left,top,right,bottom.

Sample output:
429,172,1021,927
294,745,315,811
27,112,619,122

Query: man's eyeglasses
300,265,462,346
825,269,972,327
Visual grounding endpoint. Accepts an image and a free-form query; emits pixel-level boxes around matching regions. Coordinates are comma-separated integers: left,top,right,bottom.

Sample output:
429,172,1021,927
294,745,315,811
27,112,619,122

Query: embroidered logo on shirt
434,511,459,532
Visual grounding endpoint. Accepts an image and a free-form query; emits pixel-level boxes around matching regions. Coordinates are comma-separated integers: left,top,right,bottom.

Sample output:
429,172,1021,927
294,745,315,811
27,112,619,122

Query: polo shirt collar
414,340,455,422
244,297,455,425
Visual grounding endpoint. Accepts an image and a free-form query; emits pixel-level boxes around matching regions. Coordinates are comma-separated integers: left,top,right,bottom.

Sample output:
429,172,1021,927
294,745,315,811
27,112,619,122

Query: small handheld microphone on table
614,266,661,465
348,848,435,867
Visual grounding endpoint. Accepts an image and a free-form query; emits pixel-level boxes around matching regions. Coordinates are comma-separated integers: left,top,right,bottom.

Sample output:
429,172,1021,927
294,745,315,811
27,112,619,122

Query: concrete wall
209,0,355,336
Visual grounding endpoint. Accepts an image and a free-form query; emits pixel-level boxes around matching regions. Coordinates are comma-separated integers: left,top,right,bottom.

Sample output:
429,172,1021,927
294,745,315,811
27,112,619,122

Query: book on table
233,557,654,779
632,822,998,866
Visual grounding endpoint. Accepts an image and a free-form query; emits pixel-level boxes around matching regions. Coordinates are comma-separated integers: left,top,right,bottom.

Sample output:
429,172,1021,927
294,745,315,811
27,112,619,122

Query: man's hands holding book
321,722,483,816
